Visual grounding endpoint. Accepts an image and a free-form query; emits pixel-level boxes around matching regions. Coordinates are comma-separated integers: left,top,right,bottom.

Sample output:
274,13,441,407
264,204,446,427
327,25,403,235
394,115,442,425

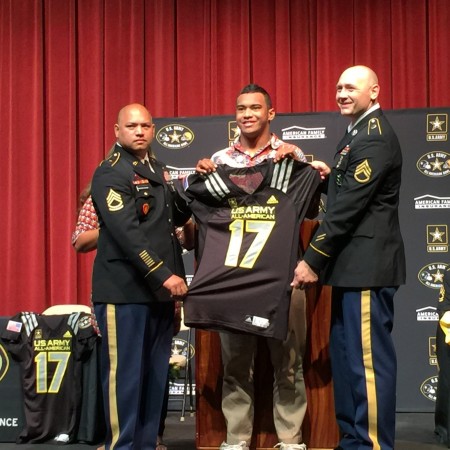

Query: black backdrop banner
0,108,447,443
153,107,450,412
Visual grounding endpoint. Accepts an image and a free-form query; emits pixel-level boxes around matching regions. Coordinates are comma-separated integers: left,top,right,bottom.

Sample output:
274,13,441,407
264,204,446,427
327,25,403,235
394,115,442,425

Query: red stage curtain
0,0,449,314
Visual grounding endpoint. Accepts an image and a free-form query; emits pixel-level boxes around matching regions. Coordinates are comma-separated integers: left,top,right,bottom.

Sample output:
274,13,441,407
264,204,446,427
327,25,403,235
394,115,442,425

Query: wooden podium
194,220,339,450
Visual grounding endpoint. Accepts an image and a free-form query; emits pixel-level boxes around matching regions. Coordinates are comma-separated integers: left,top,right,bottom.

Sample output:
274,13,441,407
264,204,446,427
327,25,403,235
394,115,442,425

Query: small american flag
6,320,22,333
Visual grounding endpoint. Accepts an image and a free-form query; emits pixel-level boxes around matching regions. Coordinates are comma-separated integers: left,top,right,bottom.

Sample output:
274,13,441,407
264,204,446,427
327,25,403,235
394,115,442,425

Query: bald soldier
91,104,191,450
292,66,406,450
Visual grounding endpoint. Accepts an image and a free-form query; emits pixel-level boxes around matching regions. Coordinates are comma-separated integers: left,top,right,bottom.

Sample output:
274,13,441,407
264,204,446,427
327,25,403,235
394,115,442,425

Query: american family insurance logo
414,195,450,209
281,125,326,140
416,306,439,322
165,165,196,180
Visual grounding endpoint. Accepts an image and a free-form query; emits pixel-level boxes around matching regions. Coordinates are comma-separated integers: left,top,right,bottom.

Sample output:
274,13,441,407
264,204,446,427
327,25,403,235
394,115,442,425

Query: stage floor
0,412,445,449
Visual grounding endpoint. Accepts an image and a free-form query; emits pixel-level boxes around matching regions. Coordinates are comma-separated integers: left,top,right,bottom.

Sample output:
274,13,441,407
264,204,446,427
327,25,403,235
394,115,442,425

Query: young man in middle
193,84,328,450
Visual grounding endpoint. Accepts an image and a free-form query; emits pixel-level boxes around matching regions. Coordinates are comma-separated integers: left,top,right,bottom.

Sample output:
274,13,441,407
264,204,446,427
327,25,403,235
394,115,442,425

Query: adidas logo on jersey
244,315,270,329
266,195,279,204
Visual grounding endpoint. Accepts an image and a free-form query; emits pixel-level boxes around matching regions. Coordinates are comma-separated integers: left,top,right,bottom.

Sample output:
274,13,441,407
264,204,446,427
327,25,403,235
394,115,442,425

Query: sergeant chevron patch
106,189,124,211
354,160,372,183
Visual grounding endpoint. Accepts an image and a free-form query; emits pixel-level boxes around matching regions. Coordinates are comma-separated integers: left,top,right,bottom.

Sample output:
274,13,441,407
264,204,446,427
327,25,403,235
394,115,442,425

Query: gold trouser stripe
107,305,120,449
361,289,381,450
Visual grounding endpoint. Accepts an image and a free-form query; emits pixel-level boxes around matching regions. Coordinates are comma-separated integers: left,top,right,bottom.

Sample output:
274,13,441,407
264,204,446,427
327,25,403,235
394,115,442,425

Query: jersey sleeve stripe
22,312,38,337
205,172,230,200
68,312,82,334
271,159,294,193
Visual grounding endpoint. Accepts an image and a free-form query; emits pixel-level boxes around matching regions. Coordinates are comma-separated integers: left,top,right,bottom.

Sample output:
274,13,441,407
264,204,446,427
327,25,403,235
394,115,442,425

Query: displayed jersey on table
0,312,97,444
181,160,321,340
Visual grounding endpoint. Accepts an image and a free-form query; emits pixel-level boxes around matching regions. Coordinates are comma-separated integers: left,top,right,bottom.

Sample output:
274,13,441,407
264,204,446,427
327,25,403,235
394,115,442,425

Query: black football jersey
181,160,321,339
0,312,97,444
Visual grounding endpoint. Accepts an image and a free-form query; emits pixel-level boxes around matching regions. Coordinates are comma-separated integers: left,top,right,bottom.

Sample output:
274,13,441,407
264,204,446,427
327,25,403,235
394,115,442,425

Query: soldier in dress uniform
90,103,191,450
292,66,406,450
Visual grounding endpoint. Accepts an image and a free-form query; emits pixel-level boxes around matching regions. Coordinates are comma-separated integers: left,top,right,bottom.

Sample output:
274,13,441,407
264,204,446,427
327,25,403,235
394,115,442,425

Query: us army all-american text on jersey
181,160,321,340
0,312,97,444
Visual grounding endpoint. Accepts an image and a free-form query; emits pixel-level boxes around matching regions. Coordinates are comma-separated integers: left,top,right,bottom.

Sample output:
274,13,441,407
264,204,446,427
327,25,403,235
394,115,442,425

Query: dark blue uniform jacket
304,109,406,288
91,144,190,303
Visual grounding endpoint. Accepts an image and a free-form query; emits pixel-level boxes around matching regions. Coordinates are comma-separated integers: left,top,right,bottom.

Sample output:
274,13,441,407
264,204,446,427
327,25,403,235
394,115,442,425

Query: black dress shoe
334,447,344,450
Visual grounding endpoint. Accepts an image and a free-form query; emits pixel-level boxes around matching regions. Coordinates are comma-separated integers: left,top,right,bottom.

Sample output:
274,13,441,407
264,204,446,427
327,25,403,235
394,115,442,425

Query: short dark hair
238,84,272,108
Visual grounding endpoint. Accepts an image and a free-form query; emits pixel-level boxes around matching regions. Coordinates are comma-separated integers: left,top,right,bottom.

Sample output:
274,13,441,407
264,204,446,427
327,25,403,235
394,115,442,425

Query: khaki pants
220,289,307,445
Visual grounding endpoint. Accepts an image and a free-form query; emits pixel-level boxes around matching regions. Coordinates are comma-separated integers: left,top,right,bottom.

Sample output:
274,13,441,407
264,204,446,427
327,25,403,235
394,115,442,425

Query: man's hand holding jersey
310,160,331,180
163,274,188,299
291,260,319,290
196,158,217,174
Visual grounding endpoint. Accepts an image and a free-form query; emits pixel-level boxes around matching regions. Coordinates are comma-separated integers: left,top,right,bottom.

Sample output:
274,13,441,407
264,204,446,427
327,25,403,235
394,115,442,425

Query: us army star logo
169,131,181,143
418,263,449,289
228,121,240,143
431,158,444,171
433,270,445,284
354,160,372,183
106,189,124,211
427,114,448,141
430,116,445,131
430,338,437,357
156,124,195,149
427,225,448,253
429,227,445,242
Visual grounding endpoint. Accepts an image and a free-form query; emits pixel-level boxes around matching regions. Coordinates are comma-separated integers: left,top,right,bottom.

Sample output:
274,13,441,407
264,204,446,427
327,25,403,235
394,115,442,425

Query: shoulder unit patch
368,118,382,135
100,152,120,167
